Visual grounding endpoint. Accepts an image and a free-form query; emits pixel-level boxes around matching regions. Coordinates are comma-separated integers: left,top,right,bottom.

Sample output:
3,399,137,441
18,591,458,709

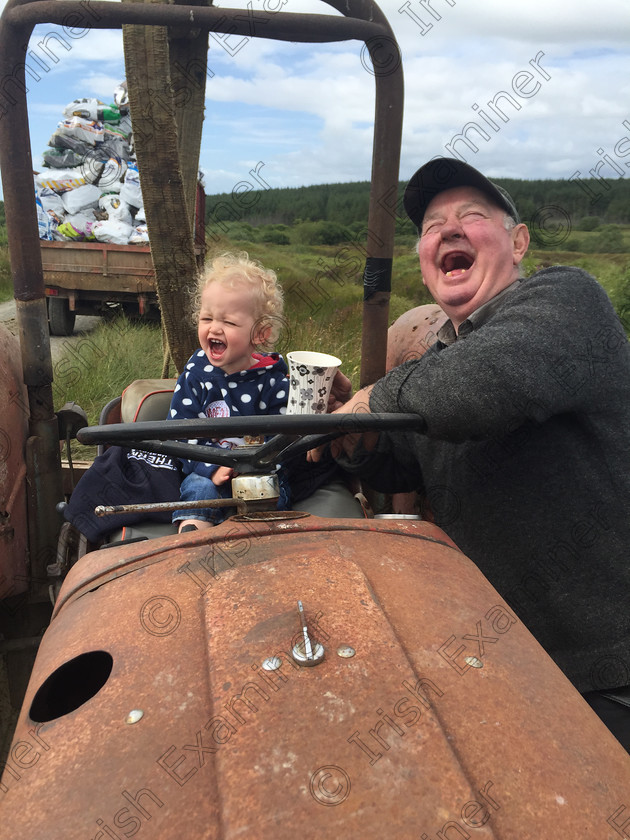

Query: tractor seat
102,379,179,544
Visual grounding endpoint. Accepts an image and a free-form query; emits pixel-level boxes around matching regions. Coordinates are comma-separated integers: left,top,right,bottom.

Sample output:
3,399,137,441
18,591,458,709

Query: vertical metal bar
360,56,404,386
0,8,64,592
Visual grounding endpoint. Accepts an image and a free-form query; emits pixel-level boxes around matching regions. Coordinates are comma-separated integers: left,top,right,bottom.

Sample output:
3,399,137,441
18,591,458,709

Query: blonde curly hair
196,251,285,351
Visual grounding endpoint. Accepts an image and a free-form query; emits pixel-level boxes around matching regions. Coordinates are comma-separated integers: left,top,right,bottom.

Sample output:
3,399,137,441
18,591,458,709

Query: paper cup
286,351,341,415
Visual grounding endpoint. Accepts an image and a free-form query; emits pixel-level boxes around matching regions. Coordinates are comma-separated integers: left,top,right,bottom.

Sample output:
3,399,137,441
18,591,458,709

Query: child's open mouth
209,339,227,359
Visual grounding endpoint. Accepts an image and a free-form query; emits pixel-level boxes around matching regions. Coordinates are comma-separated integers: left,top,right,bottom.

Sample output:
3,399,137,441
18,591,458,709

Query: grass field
2,235,628,454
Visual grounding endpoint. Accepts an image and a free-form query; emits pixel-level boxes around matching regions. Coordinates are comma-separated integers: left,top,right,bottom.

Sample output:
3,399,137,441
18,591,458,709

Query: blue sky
1,0,629,198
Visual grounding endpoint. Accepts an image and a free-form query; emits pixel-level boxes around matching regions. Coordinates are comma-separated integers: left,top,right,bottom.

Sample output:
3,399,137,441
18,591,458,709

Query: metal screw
337,645,356,658
262,656,282,671
464,656,483,669
125,709,144,724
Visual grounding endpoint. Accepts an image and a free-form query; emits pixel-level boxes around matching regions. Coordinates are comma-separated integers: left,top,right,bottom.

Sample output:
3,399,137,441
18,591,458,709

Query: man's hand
212,465,235,486
328,369,353,411
308,384,378,462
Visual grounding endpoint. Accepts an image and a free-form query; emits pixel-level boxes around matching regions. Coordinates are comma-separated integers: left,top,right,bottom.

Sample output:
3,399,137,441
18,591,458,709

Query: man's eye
422,222,440,236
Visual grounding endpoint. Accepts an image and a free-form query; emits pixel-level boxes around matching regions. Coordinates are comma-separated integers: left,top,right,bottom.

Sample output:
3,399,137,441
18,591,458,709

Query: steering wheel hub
232,473,280,501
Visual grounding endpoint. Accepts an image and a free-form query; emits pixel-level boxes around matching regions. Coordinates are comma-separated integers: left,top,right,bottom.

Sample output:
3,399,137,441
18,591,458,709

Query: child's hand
212,466,234,486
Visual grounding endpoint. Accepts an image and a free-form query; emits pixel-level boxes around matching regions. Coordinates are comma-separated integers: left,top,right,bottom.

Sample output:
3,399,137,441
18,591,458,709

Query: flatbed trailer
42,186,205,335
42,240,157,335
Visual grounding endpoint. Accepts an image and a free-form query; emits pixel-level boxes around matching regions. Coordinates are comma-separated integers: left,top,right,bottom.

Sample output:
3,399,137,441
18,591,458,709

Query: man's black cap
403,157,520,232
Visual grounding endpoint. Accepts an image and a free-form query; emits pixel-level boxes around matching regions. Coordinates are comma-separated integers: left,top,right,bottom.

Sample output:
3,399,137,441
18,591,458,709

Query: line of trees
204,176,630,232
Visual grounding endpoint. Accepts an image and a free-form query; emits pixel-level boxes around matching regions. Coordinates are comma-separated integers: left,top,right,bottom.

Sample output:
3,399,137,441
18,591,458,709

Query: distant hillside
205,176,630,229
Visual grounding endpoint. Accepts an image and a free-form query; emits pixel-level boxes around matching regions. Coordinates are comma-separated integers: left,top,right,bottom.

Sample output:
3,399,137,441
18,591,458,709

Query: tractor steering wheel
76,413,425,474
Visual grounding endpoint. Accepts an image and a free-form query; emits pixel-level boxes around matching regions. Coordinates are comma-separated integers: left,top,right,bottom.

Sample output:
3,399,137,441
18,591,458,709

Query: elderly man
316,157,630,749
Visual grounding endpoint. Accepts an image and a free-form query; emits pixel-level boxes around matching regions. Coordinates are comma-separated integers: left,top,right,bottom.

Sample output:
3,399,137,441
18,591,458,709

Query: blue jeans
172,471,290,525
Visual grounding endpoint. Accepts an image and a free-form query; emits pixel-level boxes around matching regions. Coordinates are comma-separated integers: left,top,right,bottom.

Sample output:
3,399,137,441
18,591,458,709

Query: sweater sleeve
369,267,626,442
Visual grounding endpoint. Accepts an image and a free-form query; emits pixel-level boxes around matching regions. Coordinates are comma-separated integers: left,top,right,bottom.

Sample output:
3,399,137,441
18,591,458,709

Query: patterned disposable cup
286,351,342,415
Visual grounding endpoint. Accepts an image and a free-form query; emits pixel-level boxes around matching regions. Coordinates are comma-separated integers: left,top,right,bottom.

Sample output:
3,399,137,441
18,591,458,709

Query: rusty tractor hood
1,515,628,839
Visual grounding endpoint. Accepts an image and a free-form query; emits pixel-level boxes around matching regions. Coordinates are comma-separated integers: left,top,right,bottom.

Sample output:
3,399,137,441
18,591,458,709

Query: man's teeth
445,268,468,277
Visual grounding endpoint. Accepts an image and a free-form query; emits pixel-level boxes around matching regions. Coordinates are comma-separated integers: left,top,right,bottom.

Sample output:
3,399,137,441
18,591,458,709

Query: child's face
198,280,261,374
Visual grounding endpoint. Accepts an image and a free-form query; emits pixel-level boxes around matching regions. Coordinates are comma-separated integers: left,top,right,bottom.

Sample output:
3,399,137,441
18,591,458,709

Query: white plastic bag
93,219,134,245
61,183,101,214
119,164,143,209
36,195,52,240
129,224,149,244
56,116,104,146
98,193,132,225
62,210,98,240
35,169,85,194
98,157,127,192
63,98,102,121
39,192,66,221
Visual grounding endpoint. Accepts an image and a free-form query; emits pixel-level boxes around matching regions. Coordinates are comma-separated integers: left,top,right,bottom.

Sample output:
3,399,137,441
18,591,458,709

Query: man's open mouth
440,252,474,277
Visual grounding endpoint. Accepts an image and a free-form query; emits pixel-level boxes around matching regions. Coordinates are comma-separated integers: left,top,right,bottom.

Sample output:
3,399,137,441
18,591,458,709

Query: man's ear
512,222,530,265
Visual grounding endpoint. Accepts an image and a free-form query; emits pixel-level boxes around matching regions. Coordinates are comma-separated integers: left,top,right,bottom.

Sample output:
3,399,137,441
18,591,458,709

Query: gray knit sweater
342,266,630,692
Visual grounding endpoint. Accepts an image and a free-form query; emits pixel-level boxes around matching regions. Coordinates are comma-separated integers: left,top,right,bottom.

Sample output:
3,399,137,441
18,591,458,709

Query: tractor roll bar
0,0,404,585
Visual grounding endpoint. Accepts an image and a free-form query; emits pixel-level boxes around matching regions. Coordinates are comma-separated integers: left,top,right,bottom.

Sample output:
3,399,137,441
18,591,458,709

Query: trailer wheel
48,297,76,336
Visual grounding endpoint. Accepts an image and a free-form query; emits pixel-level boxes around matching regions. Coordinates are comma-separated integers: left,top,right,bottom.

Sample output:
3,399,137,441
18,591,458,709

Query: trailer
42,240,157,335
42,187,206,335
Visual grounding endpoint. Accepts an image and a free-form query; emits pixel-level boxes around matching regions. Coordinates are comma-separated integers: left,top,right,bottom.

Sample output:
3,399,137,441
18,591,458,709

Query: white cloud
1,0,629,197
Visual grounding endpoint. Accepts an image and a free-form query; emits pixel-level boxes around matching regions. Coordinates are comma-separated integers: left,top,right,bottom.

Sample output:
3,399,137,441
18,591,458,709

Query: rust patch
1,520,628,838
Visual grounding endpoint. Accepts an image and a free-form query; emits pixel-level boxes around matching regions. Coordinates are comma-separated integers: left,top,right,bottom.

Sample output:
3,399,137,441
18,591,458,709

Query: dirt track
0,299,101,361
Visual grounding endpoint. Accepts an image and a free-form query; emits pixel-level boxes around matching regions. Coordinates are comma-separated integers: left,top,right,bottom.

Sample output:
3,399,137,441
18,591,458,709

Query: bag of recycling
56,116,104,146
61,183,101,214
39,192,66,221
35,169,85,194
48,128,93,158
118,114,132,139
129,224,149,244
93,219,133,245
60,211,98,240
100,105,121,124
99,193,132,225
42,148,84,169
63,98,102,121
101,131,131,162
114,81,129,109
36,195,52,240
119,164,143,209
63,98,119,124
97,156,127,191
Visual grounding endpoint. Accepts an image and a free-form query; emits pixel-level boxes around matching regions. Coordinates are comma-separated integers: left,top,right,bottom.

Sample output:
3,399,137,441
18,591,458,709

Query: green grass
53,316,163,459
48,239,630,463
0,245,11,303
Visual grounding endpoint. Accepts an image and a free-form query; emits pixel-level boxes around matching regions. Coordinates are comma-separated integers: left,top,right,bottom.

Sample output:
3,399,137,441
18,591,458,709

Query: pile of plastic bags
35,82,149,245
